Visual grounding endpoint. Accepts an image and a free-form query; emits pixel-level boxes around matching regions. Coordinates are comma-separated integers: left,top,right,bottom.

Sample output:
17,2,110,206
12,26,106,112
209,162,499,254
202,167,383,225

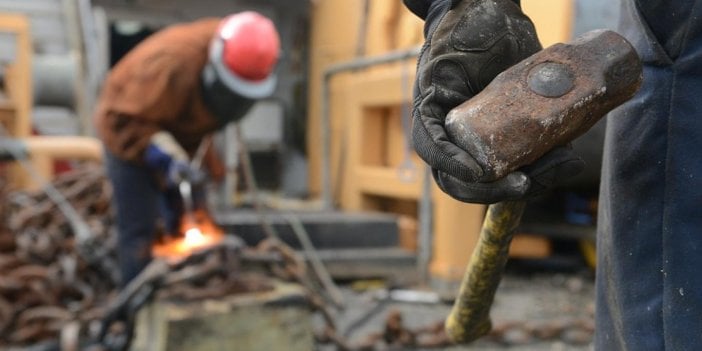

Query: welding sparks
184,227,207,247
152,210,225,260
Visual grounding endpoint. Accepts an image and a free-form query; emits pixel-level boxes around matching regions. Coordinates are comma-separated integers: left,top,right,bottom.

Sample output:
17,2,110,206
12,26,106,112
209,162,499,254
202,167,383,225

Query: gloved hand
406,0,584,204
145,143,208,234
144,144,205,187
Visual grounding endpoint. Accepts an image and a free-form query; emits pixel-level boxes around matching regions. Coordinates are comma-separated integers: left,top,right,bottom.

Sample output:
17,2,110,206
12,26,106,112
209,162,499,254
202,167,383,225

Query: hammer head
445,29,642,181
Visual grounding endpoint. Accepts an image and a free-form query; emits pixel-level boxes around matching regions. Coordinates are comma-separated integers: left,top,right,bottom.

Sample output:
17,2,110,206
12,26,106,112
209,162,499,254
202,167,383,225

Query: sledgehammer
443,29,643,344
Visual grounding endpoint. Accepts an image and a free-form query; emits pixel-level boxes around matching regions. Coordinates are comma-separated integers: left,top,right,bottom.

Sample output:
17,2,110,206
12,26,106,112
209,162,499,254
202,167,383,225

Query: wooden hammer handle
445,200,526,344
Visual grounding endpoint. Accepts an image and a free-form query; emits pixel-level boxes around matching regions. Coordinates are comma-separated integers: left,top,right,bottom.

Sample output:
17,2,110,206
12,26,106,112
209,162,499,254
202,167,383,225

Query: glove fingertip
503,171,530,196
558,158,586,179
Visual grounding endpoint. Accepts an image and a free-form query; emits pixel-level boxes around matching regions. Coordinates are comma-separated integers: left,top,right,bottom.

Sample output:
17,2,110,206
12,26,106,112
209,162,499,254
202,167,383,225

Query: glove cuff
144,132,188,175
144,144,173,175
407,0,522,30
403,0,431,20
150,132,188,162
404,0,457,21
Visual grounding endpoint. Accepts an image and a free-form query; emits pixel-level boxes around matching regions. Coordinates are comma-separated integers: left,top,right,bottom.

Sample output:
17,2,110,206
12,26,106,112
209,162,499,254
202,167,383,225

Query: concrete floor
320,268,595,351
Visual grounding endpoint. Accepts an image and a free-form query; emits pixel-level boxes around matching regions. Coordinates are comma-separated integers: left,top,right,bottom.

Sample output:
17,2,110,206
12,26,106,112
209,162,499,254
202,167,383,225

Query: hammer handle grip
445,200,526,344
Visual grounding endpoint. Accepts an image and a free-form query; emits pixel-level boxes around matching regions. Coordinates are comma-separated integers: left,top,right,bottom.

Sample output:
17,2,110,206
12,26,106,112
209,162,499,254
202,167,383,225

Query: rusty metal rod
0,124,93,247
284,213,344,308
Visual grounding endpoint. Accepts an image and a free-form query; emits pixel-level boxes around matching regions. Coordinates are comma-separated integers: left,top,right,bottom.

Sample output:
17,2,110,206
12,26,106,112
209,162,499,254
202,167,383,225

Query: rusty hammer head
445,29,643,181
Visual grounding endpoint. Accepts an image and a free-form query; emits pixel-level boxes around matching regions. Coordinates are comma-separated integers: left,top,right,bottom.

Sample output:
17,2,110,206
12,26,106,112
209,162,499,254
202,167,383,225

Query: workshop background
0,0,617,350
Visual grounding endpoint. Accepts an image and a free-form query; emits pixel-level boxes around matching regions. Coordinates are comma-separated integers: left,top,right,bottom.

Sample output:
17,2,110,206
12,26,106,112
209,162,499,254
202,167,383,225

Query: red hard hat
216,12,280,81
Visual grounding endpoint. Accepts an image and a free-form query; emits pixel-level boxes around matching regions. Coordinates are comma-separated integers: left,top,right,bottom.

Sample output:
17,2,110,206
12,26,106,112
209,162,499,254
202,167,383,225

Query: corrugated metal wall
0,0,69,54
0,0,109,135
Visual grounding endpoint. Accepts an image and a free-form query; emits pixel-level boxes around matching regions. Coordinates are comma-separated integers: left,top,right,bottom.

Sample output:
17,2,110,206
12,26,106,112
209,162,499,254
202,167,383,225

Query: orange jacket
94,18,222,163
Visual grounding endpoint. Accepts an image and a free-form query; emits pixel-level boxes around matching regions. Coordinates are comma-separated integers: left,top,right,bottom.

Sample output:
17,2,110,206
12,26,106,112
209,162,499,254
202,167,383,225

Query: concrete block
131,281,314,351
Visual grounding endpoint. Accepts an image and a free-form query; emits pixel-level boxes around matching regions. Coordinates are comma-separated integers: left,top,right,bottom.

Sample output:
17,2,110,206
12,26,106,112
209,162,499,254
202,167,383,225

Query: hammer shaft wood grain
445,200,526,344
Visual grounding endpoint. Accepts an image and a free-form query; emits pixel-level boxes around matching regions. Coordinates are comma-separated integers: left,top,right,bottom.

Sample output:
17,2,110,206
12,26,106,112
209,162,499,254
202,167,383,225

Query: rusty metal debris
0,163,594,350
0,163,329,350
315,309,594,350
0,164,307,350
96,236,276,351
0,164,117,349
487,316,594,346
330,309,450,350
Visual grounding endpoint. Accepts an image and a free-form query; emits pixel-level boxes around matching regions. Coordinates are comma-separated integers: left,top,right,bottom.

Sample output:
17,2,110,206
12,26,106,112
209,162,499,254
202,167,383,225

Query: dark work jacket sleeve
94,18,221,162
403,0,432,19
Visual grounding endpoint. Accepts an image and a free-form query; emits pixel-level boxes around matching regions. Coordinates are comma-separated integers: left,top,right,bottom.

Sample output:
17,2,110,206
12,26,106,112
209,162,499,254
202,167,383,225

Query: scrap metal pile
0,164,296,350
0,164,118,349
0,163,593,351
0,167,283,349
0,164,449,351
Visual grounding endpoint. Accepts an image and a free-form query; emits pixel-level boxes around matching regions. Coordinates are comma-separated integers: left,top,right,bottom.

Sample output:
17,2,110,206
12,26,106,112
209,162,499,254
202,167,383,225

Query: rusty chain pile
0,164,294,350
0,163,593,350
94,236,279,351
357,314,595,349
486,316,594,346
316,306,593,350
0,164,119,349
256,238,595,349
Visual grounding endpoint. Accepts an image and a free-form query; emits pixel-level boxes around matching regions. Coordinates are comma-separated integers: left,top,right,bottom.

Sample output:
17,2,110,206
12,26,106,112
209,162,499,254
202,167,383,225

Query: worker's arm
405,0,583,204
143,132,205,188
95,58,201,163
94,110,161,162
95,21,219,163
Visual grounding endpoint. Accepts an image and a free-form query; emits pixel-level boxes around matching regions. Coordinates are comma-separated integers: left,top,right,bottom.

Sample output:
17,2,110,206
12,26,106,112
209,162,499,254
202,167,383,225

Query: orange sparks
152,210,225,261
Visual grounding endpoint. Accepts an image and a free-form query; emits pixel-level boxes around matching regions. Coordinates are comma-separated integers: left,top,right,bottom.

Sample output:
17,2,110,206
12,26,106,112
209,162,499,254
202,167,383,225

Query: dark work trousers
104,150,159,286
596,0,702,349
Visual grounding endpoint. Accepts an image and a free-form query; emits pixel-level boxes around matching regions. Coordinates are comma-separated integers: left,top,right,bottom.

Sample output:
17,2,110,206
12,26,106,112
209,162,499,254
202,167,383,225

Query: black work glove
406,0,584,204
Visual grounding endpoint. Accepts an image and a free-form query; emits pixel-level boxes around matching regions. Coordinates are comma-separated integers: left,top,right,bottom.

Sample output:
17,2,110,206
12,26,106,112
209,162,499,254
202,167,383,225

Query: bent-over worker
94,11,280,285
